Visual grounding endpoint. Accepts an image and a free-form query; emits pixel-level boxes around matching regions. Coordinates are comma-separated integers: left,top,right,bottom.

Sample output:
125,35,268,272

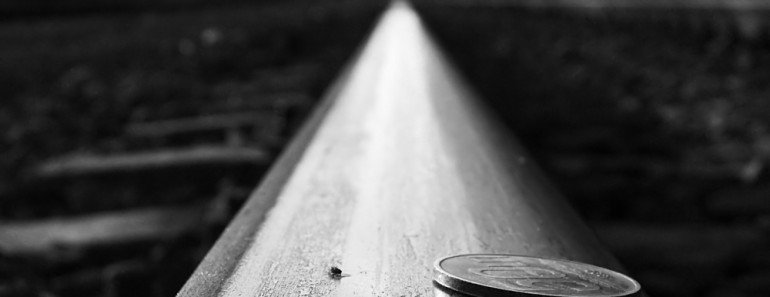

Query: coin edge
433,254,642,297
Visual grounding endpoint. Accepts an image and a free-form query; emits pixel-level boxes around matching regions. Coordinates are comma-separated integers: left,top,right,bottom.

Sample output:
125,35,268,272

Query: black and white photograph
1,0,769,296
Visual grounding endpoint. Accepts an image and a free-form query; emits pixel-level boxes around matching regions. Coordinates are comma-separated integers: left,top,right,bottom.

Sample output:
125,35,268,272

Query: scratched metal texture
178,2,625,296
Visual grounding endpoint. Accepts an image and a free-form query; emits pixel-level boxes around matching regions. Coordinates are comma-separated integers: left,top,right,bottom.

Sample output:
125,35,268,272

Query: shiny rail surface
177,2,630,296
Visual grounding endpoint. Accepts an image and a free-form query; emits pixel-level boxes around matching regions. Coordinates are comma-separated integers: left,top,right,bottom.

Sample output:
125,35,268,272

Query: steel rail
177,2,631,296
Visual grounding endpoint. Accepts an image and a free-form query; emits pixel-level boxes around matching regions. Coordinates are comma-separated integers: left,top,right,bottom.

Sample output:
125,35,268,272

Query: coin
434,254,641,297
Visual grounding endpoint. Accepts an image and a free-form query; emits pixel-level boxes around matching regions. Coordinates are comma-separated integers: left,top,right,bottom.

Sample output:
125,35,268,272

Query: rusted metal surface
177,2,629,296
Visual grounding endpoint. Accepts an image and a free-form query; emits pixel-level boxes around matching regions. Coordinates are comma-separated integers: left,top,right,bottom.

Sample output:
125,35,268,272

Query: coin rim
433,254,642,297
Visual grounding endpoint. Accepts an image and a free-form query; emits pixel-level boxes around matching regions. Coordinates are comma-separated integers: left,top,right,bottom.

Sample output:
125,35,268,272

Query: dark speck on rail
329,266,343,279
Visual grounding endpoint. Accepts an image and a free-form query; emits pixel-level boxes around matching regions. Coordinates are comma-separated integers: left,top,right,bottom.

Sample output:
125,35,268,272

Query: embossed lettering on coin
434,254,641,297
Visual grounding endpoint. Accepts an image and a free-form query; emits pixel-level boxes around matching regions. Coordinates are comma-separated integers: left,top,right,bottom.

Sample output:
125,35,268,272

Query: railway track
177,2,639,296
3,1,770,297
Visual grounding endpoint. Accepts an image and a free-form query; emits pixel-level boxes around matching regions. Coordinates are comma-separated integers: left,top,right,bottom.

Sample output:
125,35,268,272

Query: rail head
177,2,631,296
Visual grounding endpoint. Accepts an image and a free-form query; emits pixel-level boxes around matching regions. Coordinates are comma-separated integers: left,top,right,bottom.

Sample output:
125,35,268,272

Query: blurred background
1,0,769,296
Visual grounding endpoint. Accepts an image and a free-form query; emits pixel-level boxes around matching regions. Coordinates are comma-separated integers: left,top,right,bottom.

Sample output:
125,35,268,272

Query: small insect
329,266,343,279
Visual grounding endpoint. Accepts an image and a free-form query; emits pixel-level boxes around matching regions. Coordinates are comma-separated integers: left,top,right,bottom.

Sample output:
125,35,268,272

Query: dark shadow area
415,3,770,297
0,0,386,296
0,0,280,19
